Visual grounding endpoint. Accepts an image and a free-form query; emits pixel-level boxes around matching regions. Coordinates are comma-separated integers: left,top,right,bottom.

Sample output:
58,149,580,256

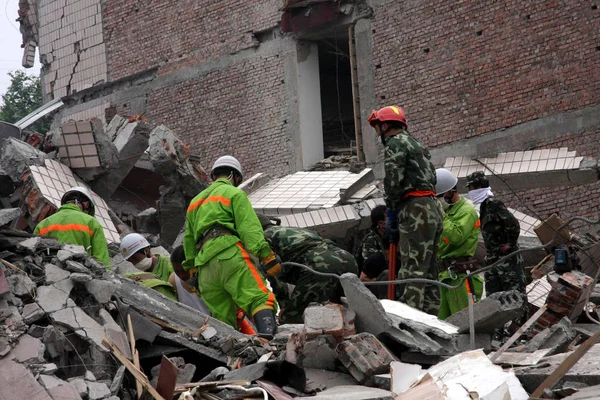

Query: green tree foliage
0,70,51,133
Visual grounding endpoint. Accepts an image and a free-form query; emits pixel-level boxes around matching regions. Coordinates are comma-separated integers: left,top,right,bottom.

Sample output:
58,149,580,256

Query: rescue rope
282,215,600,292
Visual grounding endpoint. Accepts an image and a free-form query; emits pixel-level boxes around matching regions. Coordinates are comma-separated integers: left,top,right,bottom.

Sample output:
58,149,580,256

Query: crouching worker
120,233,177,301
35,186,109,266
257,215,358,323
183,156,279,338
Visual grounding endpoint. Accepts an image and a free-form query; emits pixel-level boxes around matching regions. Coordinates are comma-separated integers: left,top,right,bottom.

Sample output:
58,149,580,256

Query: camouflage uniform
264,226,358,323
355,229,386,274
480,198,527,295
384,131,443,315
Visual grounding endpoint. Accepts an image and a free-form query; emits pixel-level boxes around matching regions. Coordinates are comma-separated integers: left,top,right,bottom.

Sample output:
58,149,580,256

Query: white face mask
135,257,154,271
438,198,450,212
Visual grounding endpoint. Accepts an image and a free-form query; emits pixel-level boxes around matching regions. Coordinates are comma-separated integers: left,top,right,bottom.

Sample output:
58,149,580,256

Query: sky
1,0,41,103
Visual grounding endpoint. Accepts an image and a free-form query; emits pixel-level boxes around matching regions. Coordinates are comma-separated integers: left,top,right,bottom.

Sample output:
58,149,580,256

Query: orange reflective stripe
236,243,275,309
443,237,450,244
187,196,232,213
402,190,436,200
474,220,481,229
38,223,93,237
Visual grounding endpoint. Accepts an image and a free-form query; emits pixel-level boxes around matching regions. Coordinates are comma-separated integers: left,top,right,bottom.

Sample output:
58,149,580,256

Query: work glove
260,252,283,278
499,243,512,255
385,209,400,244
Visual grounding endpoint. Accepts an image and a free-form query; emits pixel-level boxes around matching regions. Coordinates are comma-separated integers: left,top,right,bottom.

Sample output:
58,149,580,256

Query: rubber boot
254,309,278,340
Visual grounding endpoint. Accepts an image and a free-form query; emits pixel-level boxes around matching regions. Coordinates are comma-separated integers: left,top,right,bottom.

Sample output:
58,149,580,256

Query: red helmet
368,106,407,129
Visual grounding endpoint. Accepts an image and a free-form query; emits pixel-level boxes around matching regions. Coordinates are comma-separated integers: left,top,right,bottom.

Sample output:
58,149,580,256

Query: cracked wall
37,0,107,101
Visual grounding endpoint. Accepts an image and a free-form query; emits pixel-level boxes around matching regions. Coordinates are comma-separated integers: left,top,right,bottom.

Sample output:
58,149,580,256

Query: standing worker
355,205,387,276
183,156,280,337
434,168,484,319
35,186,109,266
368,106,443,315
466,171,526,296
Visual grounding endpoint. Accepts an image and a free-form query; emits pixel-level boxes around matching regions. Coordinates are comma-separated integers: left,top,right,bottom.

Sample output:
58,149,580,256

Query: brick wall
102,0,282,81
146,53,295,176
371,0,600,148
496,130,600,229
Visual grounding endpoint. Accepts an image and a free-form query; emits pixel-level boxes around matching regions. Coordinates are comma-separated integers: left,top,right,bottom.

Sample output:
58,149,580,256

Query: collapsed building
1,111,600,398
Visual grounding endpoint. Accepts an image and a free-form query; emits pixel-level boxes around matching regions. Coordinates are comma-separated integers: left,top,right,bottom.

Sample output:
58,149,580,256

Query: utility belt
440,256,480,275
196,224,238,250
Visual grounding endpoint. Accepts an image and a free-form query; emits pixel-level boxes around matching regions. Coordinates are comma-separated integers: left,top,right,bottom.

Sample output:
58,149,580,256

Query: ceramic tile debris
28,159,120,243
56,121,101,169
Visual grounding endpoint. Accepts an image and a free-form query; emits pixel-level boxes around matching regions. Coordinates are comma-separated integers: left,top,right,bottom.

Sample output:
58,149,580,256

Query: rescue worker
35,186,110,266
355,205,387,276
257,215,358,323
120,233,177,300
435,168,484,319
183,156,279,337
368,106,443,315
466,171,526,296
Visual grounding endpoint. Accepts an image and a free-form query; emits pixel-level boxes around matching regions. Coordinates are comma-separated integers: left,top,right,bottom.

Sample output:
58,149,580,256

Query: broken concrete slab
11,334,46,363
524,316,576,355
340,273,458,356
51,307,109,351
390,361,421,395
446,290,524,334
337,333,395,385
304,369,358,392
91,120,150,200
22,302,46,324
516,344,600,393
8,273,36,297
47,382,83,400
136,207,159,235
297,385,393,400
84,370,97,382
150,356,196,386
300,335,338,370
64,260,91,274
488,349,552,366
109,366,125,395
17,236,41,253
44,263,70,284
158,187,186,245
0,357,53,400
105,115,128,141
87,382,111,400
304,304,345,339
0,137,46,182
456,333,492,352
39,374,68,389
84,279,118,304
115,275,244,339
0,207,21,227
36,279,74,313
37,363,59,374
70,272,93,283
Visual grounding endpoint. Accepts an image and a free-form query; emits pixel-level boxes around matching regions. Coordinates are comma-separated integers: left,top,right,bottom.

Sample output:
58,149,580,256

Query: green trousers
198,242,276,329
438,271,484,320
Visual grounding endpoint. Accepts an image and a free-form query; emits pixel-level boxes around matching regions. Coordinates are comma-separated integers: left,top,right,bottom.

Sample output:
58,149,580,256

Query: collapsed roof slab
445,148,598,191
22,159,121,243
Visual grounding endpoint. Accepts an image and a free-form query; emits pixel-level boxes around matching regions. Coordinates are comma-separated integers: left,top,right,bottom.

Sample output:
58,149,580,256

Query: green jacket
34,204,110,266
183,178,272,270
383,131,437,211
438,197,480,261
124,272,177,301
152,255,175,282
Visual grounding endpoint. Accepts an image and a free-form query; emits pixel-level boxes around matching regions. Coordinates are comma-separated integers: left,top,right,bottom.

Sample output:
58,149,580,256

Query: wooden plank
102,337,166,400
490,304,548,363
156,355,178,400
529,331,600,398
128,315,144,399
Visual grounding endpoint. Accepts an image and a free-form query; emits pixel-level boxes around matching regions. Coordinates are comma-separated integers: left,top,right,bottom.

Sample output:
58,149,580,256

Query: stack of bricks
533,270,595,334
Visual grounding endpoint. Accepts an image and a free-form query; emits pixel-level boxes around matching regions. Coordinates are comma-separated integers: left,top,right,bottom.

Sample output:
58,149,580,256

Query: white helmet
61,186,96,216
120,233,150,260
211,155,243,182
435,168,458,196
